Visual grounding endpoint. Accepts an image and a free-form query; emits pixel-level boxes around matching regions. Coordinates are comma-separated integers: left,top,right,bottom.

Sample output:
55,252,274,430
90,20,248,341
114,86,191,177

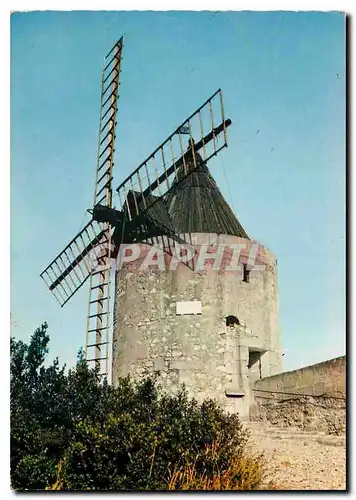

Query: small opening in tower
248,349,265,380
226,315,239,327
248,350,260,369
243,263,250,283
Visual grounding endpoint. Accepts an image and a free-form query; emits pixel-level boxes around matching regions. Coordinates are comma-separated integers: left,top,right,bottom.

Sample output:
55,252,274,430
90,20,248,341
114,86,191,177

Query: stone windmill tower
113,153,282,419
41,37,282,418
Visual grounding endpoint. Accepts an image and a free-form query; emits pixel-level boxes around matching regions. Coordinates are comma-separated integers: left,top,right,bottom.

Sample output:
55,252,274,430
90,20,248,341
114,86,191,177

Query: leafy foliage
11,324,257,491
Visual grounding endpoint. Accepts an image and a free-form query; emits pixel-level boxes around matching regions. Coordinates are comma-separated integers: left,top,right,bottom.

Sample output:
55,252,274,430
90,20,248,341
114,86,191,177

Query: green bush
11,323,252,491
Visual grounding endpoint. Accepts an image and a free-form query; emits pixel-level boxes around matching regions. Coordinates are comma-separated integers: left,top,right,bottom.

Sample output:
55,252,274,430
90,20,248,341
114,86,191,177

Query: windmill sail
94,37,123,208
85,37,124,376
115,89,230,220
111,89,231,258
40,220,109,307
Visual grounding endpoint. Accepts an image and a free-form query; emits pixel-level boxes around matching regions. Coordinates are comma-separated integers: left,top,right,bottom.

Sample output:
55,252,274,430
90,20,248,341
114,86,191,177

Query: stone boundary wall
254,355,346,398
250,356,346,434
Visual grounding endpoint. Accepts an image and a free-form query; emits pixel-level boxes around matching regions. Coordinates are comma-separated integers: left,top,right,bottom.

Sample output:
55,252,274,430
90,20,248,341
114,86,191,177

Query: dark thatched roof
113,152,249,244
165,152,249,238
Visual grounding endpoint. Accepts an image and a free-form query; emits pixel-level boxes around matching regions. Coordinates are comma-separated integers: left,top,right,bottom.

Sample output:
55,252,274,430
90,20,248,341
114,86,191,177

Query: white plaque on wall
176,301,202,315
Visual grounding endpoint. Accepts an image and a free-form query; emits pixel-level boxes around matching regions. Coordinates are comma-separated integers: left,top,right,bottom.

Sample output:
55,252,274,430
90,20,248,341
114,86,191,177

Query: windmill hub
92,204,122,226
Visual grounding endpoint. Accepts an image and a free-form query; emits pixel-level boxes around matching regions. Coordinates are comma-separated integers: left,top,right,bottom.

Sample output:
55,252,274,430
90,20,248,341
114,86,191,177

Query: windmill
40,36,232,381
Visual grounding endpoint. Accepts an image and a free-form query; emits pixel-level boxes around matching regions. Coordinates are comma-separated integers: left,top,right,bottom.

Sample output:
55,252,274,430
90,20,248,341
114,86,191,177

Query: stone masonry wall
253,356,346,398
112,234,282,419
250,356,346,433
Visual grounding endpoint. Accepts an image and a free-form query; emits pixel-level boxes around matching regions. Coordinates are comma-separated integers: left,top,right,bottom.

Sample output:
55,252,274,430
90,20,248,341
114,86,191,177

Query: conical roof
166,152,248,238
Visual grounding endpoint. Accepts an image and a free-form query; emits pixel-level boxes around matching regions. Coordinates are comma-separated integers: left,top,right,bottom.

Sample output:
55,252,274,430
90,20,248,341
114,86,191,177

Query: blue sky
11,11,345,371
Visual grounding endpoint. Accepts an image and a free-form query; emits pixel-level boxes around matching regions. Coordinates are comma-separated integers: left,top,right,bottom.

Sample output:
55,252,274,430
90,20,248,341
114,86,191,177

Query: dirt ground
245,422,347,491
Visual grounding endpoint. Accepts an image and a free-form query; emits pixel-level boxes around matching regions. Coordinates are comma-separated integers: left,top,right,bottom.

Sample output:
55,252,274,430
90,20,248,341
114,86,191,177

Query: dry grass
45,460,65,491
168,441,265,491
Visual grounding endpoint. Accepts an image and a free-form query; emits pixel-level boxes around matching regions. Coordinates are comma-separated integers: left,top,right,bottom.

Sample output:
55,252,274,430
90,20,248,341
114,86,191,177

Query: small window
226,315,239,327
248,349,265,379
243,263,250,283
